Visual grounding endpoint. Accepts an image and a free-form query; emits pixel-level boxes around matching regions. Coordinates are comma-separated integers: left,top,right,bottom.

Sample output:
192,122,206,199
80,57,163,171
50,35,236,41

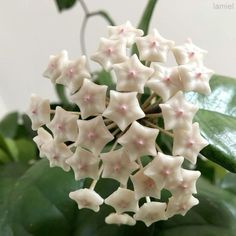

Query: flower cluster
28,21,213,227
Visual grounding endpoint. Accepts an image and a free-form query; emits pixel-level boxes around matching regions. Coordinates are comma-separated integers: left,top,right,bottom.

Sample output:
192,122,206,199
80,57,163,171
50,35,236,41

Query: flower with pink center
166,195,199,218
144,152,184,190
27,94,50,130
69,188,104,212
70,79,107,119
134,202,167,226
146,64,182,101
118,121,159,160
136,29,175,62
77,116,114,155
91,37,127,71
105,187,139,213
42,140,72,171
178,63,214,94
47,106,79,142
56,55,90,93
43,50,68,83
173,122,208,164
108,21,143,47
172,39,207,65
101,148,139,185
103,91,145,131
160,91,198,130
66,147,100,180
131,168,161,200
167,169,201,196
113,54,154,93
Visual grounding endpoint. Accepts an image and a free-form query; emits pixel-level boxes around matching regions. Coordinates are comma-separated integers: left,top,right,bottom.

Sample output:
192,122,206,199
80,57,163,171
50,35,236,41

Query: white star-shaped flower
136,29,175,62
166,195,199,218
42,140,72,171
105,213,136,226
66,147,100,180
105,187,139,213
56,56,91,94
108,21,143,47
33,127,53,158
178,63,214,94
134,202,167,226
101,148,139,185
173,123,208,164
70,79,107,119
172,39,207,65
167,169,201,196
47,106,79,142
118,121,159,161
103,91,145,131
144,153,184,190
43,50,68,83
159,91,198,130
77,115,114,155
91,38,127,71
131,168,161,200
27,94,50,130
146,64,182,101
69,188,104,212
113,54,154,93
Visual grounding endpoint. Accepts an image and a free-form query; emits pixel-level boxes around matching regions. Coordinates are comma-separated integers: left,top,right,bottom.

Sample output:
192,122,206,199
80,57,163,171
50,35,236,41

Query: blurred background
0,0,235,118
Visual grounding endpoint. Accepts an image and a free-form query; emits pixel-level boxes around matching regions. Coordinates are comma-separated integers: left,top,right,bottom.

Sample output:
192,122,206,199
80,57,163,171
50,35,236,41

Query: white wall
0,0,235,118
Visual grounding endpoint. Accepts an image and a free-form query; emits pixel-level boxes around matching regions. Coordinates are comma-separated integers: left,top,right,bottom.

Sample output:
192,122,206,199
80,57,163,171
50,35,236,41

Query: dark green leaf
0,149,11,164
55,0,77,11
220,173,236,195
14,139,37,163
0,159,83,236
0,134,14,161
0,112,18,138
186,75,236,117
195,110,236,173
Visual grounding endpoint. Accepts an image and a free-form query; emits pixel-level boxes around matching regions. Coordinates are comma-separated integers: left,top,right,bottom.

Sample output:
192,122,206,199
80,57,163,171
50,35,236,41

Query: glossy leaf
55,0,77,11
0,159,83,236
0,112,18,138
186,75,236,117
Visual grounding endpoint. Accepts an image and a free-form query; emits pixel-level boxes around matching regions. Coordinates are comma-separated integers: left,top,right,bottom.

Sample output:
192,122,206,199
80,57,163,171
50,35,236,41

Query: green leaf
55,0,77,11
0,159,83,236
186,75,236,117
195,110,236,173
14,139,37,163
0,149,11,164
0,112,18,138
220,173,236,195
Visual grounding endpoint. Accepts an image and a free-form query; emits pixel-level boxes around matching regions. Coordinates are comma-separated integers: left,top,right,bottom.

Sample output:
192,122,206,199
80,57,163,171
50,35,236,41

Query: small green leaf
0,149,11,164
0,159,83,235
55,0,77,11
0,112,18,138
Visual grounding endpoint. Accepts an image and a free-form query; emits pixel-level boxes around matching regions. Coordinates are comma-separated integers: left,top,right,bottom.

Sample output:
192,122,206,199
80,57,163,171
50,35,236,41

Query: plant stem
142,93,156,109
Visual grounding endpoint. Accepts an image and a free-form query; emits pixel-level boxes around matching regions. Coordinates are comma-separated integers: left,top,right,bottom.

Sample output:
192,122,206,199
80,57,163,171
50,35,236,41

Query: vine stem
142,93,156,109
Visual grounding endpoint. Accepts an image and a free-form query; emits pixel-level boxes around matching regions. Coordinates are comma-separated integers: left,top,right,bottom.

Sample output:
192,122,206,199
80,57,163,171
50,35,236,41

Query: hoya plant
0,0,236,235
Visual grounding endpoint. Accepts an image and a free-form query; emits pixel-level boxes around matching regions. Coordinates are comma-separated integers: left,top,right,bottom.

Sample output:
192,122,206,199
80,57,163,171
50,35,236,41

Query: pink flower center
83,94,92,103
31,109,37,115
118,104,128,114
119,28,125,34
113,163,121,173
186,140,194,148
164,76,171,84
161,168,171,176
106,47,113,56
175,109,184,117
118,200,128,209
144,178,155,189
57,124,65,132
128,70,136,79
195,72,202,78
188,51,195,58
66,67,75,78
88,131,97,141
